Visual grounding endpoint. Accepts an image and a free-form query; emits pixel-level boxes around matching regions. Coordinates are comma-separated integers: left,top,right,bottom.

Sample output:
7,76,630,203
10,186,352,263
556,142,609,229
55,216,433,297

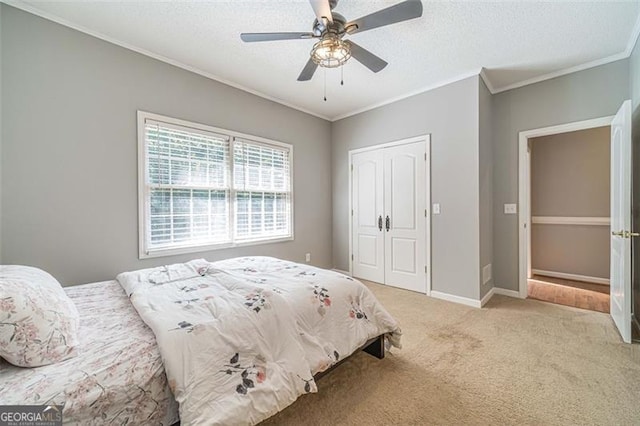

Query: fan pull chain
323,68,327,101
341,65,344,86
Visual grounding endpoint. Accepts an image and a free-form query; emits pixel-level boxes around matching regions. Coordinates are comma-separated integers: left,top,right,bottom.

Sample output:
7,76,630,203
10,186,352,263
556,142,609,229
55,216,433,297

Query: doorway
527,125,611,313
348,135,431,294
518,102,634,343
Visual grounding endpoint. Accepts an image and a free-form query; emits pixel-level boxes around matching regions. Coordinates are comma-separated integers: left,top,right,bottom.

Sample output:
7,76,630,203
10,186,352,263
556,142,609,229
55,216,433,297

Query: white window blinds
233,140,292,240
139,113,293,258
145,121,231,250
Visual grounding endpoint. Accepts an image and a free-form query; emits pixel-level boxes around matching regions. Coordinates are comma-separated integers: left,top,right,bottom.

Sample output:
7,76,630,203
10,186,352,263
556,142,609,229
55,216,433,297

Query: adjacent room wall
630,33,640,326
479,78,494,298
530,127,611,280
1,5,332,286
492,59,630,292
332,76,481,300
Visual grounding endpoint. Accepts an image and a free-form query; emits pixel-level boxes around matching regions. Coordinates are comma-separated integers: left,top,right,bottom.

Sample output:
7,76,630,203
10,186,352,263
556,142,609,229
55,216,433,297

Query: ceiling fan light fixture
311,35,351,68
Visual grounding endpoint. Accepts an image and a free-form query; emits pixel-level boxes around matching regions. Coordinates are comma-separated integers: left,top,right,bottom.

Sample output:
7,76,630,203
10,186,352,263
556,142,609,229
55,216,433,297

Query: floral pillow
0,265,80,367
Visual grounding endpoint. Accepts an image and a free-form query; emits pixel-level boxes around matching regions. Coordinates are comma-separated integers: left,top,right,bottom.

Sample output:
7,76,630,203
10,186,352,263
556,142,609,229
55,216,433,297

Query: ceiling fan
240,0,424,82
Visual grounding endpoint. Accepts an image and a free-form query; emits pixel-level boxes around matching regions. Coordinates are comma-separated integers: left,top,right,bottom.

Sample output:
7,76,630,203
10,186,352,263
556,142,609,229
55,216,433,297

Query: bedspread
117,256,401,426
0,280,179,425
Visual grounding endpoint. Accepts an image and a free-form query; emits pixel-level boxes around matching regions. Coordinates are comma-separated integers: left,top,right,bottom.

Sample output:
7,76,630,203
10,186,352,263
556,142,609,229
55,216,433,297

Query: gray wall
631,34,640,324
531,127,610,217
479,78,493,298
532,225,610,279
0,3,3,264
1,5,332,286
530,127,611,280
492,59,630,291
332,76,481,300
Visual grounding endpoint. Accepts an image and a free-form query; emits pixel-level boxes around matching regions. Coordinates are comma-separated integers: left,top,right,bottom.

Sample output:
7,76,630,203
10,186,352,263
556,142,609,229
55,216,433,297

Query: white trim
348,135,429,155
531,216,610,226
348,135,432,296
480,286,523,307
3,0,331,122
624,10,640,57
492,52,629,94
531,269,610,286
332,268,352,276
137,110,294,259
493,287,524,299
480,287,495,307
430,291,481,309
6,0,640,121
332,70,482,121
518,115,615,299
479,67,496,94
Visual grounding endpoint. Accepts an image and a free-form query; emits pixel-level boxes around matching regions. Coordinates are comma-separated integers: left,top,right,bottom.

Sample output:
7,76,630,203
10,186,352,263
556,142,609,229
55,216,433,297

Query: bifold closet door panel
383,141,427,292
352,149,385,283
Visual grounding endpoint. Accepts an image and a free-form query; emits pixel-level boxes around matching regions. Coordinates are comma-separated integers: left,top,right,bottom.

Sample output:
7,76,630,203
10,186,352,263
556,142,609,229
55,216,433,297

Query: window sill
139,235,294,259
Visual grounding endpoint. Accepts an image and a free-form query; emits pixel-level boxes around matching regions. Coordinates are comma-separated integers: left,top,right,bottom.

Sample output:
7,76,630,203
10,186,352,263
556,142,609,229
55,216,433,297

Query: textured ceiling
10,0,640,120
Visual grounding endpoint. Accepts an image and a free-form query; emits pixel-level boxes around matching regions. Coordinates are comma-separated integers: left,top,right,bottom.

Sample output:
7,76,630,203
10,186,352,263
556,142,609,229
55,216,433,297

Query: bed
1,257,401,425
0,280,180,425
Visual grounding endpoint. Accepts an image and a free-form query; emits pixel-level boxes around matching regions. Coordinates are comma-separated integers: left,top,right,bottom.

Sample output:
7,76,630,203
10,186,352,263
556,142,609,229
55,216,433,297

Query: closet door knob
612,230,625,237
378,215,383,231
385,215,390,232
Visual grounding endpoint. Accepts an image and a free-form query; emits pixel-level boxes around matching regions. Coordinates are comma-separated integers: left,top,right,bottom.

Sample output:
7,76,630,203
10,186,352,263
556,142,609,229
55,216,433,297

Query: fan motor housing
313,12,347,37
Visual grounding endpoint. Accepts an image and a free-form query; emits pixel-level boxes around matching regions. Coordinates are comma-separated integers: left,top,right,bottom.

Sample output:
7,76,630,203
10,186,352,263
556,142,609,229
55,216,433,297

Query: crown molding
1,0,332,122
331,69,483,121
625,9,640,57
488,50,630,94
3,0,640,121
479,67,495,94
488,11,640,95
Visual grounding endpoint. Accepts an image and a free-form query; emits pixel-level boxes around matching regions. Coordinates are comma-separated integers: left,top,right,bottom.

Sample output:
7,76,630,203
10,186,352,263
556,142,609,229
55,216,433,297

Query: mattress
0,280,179,425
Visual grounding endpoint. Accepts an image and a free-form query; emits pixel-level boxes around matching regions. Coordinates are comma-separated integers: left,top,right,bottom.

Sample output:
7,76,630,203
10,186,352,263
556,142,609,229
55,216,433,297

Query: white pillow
0,265,80,367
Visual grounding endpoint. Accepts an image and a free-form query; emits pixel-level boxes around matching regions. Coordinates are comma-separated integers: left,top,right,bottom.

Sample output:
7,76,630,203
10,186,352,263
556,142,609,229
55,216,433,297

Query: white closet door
352,149,385,283
383,141,427,292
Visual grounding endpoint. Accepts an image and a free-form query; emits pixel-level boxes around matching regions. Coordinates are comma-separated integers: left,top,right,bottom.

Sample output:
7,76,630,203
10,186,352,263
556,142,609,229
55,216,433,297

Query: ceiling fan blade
345,0,423,35
309,0,333,24
345,41,388,73
297,58,318,81
240,32,315,42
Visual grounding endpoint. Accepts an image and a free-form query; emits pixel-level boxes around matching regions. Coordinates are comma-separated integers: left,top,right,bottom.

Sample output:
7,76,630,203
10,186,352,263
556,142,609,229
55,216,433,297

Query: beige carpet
262,281,640,425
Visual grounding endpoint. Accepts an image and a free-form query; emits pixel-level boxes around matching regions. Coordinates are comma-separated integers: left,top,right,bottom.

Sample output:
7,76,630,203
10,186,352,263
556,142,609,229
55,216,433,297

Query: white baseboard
332,268,352,277
480,287,495,307
493,287,523,298
430,290,482,308
531,269,609,286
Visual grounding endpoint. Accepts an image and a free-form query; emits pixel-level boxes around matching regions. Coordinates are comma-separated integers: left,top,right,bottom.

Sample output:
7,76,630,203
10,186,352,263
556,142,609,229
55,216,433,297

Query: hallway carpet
262,281,640,425
528,276,610,313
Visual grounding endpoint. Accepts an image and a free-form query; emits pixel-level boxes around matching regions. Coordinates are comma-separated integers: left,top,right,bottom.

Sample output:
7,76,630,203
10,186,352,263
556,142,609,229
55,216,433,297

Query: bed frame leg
363,335,385,359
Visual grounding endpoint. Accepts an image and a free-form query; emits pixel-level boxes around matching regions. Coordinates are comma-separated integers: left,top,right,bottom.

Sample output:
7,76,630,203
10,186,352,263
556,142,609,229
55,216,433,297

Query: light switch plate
504,204,517,214
433,203,441,215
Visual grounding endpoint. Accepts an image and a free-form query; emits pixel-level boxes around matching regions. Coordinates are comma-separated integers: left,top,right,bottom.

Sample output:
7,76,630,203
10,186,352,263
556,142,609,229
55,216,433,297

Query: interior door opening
518,103,634,343
527,126,611,313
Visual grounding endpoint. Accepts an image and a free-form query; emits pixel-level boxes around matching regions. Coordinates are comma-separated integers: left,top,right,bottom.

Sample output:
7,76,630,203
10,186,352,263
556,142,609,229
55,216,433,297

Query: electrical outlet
504,204,517,215
433,203,441,215
305,253,311,262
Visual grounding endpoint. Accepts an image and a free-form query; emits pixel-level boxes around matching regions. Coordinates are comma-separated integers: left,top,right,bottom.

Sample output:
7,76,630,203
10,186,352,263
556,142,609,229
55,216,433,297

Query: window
138,111,293,258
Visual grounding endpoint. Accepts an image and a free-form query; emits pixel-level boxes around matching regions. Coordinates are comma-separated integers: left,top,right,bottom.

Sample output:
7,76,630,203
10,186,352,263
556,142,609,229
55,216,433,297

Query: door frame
348,134,432,295
518,116,614,298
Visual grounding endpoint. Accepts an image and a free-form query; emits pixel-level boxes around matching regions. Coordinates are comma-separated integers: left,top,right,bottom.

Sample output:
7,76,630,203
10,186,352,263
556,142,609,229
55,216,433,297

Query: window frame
137,110,294,259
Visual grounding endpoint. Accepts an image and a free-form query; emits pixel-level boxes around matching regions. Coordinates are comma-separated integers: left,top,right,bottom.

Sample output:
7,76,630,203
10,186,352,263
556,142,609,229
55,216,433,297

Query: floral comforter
117,256,401,426
0,280,179,425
